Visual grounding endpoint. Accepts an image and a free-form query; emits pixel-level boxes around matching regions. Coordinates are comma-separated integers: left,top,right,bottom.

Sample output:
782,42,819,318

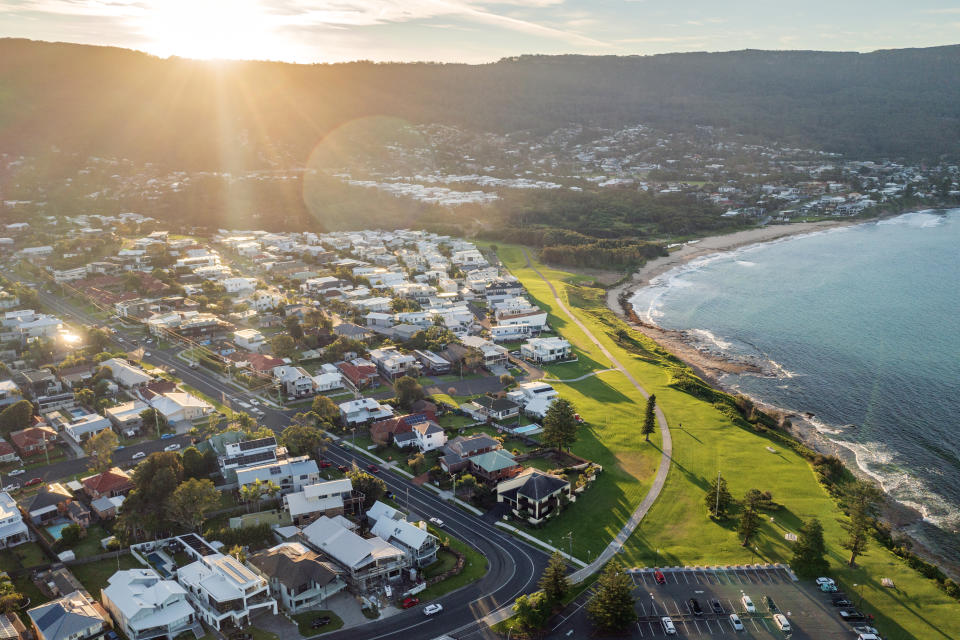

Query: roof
104,569,190,623
412,421,444,436
28,483,72,513
473,395,519,412
249,543,339,590
500,468,570,501
101,358,152,387
301,516,403,570
28,591,106,640
447,434,499,457
235,456,318,487
468,449,519,473
10,426,56,448
81,468,132,495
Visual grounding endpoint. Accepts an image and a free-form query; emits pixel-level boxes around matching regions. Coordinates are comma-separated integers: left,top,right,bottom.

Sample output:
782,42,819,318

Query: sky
1,0,960,64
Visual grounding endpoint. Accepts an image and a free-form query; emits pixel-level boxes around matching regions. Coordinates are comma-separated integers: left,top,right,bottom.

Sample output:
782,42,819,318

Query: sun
141,0,289,61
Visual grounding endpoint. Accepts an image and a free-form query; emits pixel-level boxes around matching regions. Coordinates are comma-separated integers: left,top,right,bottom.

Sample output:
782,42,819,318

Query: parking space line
760,618,771,631
672,572,682,584
648,621,656,637
691,619,703,635
682,571,690,584
726,598,738,614
730,570,743,585
636,621,645,637
749,618,761,632
703,619,713,634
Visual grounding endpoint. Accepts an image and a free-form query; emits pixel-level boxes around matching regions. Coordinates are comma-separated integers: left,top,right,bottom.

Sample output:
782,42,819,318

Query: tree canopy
542,398,579,452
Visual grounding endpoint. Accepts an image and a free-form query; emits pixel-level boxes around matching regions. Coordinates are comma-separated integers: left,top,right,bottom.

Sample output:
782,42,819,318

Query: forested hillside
2,39,959,167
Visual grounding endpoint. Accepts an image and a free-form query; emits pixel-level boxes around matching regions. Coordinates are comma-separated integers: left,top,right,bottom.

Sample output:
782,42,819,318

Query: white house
101,358,153,389
520,336,572,364
222,277,258,294
411,420,447,452
235,456,320,494
283,479,355,525
62,413,112,444
366,501,439,567
368,347,417,380
148,392,213,423
247,542,347,614
102,569,199,640
0,491,30,549
490,323,535,341
338,398,394,425
311,364,343,393
507,381,559,419
233,329,266,352
300,516,408,592
252,289,284,312
460,336,509,367
272,366,315,398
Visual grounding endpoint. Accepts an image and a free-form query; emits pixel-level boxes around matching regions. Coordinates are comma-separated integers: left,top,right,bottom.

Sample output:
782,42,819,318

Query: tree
281,424,327,457
0,576,22,614
407,453,427,474
791,518,830,578
587,563,637,632
542,398,579,452
119,451,184,537
284,315,304,342
58,523,83,548
512,591,551,635
738,501,761,547
86,327,113,353
311,395,341,424
181,446,215,480
83,428,119,473
271,334,297,360
227,544,247,564
840,481,884,566
169,478,220,531
394,375,424,409
539,552,571,604
458,473,478,496
463,347,483,372
347,463,387,509
140,407,168,436
0,399,33,435
74,388,94,408
641,394,656,442
705,475,734,519
499,373,515,388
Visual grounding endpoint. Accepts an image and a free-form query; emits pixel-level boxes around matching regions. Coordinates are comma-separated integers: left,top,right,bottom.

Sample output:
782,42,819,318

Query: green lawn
68,524,110,559
435,413,475,429
71,553,142,595
495,243,960,640
422,548,458,579
417,529,489,601
290,610,344,636
428,392,459,408
250,627,279,640
0,543,48,572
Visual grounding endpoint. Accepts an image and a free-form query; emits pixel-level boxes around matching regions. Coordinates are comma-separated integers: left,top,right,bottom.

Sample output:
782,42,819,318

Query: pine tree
539,552,571,605
513,592,551,634
790,518,830,577
705,476,733,519
641,394,656,442
839,481,884,566
587,563,637,632
542,398,579,452
738,503,761,547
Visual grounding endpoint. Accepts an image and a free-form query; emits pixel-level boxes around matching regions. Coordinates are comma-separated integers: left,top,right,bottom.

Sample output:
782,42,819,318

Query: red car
367,464,379,473
25,478,42,487
319,461,331,468
654,570,666,585
337,465,349,473
402,597,420,609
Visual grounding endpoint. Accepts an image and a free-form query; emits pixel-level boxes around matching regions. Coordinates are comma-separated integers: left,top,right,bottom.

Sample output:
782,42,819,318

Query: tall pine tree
539,552,571,605
542,398,579,452
587,563,637,632
790,518,830,577
641,394,656,442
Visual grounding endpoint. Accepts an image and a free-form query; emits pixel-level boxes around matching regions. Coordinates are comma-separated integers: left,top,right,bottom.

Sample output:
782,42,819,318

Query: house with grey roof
497,468,573,525
27,591,109,640
102,568,200,640
235,456,319,495
247,542,346,613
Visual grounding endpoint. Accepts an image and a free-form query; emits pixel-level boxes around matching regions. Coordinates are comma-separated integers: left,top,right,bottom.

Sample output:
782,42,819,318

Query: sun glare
141,0,290,61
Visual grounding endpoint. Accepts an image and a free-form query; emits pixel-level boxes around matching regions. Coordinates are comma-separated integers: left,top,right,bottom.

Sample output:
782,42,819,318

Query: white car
729,613,744,631
661,617,677,635
2,484,20,493
132,451,146,459
741,594,756,613
423,603,443,616
8,469,25,476
816,577,836,587
144,352,151,357
429,517,445,528
249,398,260,405
163,444,181,452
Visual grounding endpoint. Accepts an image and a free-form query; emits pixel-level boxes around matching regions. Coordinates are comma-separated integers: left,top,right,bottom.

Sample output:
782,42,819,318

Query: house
413,350,450,375
148,392,213,423
0,380,21,408
283,479,361,525
10,426,58,459
102,568,200,640
507,382,559,419
497,468,573,525
57,366,96,390
26,483,73,525
337,360,379,389
235,456,320,495
364,312,393,330
90,496,123,520
463,395,520,422
100,359,153,389
217,436,280,474
247,543,347,614
0,440,17,464
332,323,372,341
175,534,277,630
272,366,315,399
300,516,408,592
411,419,447,452
62,413,111,445
0,612,27,640
489,324,535,341
459,336,509,367
81,468,133,500
0,491,31,549
520,337,572,364
366,501,439,567
105,400,149,435
338,398,394,426
368,413,428,446
311,365,343,393
368,347,417,380
15,369,61,398
439,435,501,473
466,449,522,484
27,591,109,640
232,329,266,352
66,501,91,528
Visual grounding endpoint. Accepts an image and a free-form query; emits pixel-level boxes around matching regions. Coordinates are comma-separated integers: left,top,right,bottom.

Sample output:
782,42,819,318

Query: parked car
143,352,151,357
741,594,756,613
729,614,744,632
661,617,677,635
429,517,445,528
423,603,443,616
311,616,331,628
654,570,666,584
820,581,839,592
25,478,42,486
764,595,780,613
160,433,175,439
402,597,420,609
164,444,181,452
839,609,866,621
816,577,836,587
367,464,379,473
689,598,703,616
132,452,146,459
773,613,791,632
319,461,331,468
337,465,349,472
2,484,20,493
832,599,854,608
709,599,724,615
8,469,25,476
852,626,881,636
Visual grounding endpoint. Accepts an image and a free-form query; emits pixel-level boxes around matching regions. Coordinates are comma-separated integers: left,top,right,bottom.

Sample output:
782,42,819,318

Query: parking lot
629,564,855,639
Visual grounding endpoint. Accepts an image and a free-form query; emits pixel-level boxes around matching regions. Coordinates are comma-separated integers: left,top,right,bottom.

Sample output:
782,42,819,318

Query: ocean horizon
629,209,960,560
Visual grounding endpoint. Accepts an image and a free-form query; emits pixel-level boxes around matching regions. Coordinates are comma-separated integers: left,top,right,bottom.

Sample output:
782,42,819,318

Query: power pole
715,469,722,517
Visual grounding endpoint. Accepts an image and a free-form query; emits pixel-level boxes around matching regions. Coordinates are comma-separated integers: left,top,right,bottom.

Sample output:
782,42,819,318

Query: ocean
629,209,960,559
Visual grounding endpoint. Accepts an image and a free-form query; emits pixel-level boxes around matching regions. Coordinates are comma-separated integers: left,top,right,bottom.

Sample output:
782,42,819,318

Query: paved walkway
542,367,617,383
520,249,673,583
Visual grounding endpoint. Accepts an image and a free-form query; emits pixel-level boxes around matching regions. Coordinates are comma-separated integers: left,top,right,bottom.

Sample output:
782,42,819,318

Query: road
29,284,553,640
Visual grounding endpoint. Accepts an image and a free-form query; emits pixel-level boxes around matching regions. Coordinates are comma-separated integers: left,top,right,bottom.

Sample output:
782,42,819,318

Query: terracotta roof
10,426,57,449
245,353,285,373
81,468,132,495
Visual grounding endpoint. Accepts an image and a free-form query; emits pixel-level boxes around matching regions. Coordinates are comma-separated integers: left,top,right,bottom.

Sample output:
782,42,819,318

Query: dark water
630,210,960,559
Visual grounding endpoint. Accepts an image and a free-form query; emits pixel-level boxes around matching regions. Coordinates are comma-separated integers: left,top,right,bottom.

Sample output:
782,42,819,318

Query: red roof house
81,467,134,499
10,426,57,458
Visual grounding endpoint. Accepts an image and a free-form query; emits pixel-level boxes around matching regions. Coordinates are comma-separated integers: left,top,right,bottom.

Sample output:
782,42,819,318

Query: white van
741,594,755,613
661,617,677,635
773,613,791,632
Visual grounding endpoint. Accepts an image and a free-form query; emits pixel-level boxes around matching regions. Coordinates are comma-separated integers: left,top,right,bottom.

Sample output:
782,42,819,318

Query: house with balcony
466,449,523,484
497,468,573,526
411,419,447,452
247,542,346,613
368,347,417,380
366,502,438,568
174,534,277,631
62,413,111,445
272,366,315,399
0,491,31,549
300,516,408,593
339,398,394,426
283,479,362,526
520,337,573,364
458,336,509,367
235,456,319,496
27,590,109,640
438,435,501,473
102,569,200,640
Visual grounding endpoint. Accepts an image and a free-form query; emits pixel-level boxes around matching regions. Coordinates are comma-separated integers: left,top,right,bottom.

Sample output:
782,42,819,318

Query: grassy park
493,243,960,640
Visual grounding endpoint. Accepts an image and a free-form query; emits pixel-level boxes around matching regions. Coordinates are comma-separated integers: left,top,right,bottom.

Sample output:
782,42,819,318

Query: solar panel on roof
238,437,276,452
406,414,427,425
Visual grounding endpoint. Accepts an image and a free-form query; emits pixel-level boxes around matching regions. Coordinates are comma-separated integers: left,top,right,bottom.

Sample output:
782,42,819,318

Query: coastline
605,214,960,578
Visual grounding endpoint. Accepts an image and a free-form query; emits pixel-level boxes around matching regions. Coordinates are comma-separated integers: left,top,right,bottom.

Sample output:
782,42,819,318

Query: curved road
519,249,673,583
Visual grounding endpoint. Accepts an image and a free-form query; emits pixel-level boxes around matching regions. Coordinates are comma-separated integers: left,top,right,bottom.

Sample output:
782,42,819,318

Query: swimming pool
45,522,71,540
147,552,172,578
512,424,543,436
